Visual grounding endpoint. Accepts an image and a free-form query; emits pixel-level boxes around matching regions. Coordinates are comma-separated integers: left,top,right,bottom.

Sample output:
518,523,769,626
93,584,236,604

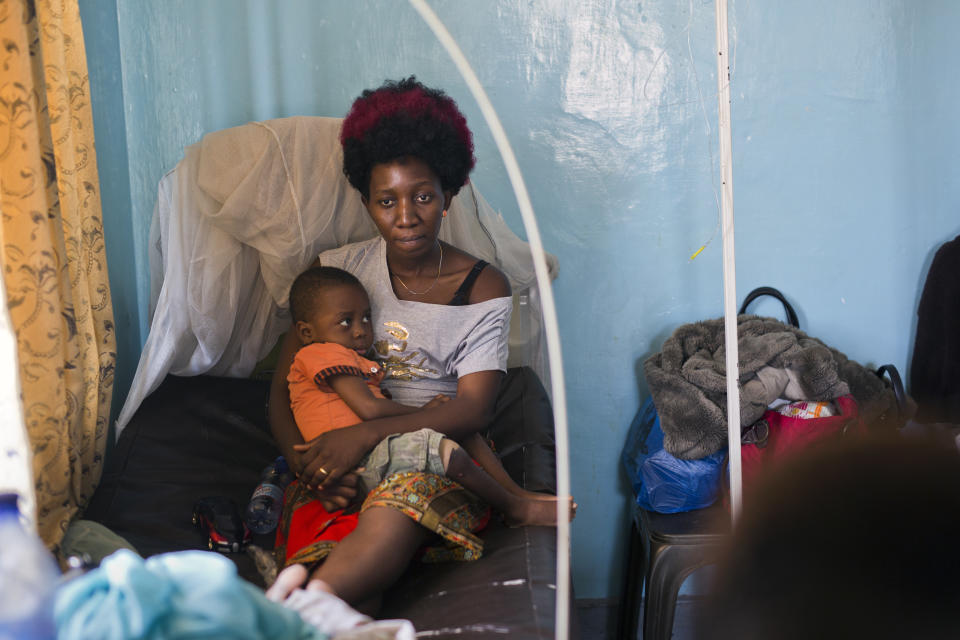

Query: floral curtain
0,0,115,549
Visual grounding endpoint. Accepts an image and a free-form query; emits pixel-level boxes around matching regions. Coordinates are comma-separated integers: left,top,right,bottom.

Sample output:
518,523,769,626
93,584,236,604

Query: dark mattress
85,368,570,638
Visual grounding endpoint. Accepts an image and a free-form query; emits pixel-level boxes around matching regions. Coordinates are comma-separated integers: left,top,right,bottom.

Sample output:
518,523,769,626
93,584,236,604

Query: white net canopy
117,116,557,435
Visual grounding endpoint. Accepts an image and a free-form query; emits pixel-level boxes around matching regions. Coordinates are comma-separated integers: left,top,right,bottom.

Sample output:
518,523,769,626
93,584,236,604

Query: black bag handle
739,286,800,329
875,364,907,419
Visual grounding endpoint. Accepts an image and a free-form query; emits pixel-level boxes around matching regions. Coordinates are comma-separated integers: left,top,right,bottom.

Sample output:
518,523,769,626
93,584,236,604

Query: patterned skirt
275,471,490,568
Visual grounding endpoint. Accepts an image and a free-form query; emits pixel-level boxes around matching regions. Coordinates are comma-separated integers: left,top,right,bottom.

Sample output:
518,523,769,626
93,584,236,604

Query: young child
287,266,574,527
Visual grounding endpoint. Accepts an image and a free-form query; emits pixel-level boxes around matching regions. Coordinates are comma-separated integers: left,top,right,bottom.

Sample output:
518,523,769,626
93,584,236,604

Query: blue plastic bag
621,398,726,513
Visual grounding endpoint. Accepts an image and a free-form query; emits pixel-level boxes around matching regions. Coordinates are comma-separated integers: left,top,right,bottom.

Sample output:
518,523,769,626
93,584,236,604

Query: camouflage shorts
356,428,446,495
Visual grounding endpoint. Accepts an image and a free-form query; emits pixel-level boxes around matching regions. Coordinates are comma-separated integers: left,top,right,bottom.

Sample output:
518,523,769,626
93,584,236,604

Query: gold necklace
392,243,443,295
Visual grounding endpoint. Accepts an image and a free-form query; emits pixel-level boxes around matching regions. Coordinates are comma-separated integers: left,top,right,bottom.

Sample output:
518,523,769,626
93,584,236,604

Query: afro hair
340,76,475,199
288,266,365,324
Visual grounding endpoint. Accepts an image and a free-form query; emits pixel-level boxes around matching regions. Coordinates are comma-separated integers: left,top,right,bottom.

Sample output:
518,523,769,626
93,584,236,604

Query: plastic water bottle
244,457,292,534
0,493,58,640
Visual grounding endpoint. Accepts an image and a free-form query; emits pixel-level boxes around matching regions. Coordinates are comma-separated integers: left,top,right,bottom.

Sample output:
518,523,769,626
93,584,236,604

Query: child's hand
423,394,450,410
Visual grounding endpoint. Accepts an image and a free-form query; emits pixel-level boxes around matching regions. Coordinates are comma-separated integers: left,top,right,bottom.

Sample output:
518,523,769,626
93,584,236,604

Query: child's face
295,284,374,355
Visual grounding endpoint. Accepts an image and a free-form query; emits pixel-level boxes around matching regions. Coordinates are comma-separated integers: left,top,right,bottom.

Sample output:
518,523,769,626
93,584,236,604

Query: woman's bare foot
503,495,577,527
266,563,309,601
510,487,578,518
511,486,576,503
268,564,376,634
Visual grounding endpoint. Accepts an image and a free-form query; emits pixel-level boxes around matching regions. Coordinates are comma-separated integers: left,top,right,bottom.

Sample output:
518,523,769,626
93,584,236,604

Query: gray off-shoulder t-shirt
319,237,512,407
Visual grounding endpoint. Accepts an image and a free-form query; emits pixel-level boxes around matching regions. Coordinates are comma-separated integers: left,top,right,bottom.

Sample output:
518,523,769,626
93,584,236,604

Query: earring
442,210,448,217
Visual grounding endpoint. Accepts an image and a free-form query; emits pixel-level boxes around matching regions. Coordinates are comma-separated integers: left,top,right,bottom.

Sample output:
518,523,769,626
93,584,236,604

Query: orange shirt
288,342,385,442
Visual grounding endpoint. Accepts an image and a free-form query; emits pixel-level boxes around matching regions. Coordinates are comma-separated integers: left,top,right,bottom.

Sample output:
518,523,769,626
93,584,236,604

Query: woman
269,77,520,607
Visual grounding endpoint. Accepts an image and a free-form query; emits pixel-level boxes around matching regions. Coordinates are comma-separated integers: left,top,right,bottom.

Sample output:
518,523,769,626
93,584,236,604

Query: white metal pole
407,1,573,637
714,0,743,523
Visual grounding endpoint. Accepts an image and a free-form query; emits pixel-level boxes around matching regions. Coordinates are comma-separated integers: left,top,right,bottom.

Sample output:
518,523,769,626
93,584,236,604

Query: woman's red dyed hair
340,77,476,197
340,80,472,154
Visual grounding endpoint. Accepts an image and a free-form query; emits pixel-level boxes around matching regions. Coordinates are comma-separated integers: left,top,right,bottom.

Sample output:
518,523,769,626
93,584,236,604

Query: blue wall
80,0,960,599
81,0,132,427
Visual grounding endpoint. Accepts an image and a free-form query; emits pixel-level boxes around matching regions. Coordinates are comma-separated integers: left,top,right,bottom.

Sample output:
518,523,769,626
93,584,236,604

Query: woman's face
363,157,451,261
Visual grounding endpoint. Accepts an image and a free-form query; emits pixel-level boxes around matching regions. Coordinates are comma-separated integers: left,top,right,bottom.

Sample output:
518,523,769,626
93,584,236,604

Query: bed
86,368,569,638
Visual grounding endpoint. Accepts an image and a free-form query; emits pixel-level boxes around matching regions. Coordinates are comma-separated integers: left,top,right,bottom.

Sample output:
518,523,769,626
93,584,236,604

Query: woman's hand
294,423,376,487
305,471,361,511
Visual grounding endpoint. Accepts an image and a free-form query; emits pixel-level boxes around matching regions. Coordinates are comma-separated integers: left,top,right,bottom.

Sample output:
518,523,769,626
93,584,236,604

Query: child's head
289,267,373,353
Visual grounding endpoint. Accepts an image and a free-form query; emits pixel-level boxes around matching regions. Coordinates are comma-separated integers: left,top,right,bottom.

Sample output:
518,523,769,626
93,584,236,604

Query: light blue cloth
54,549,327,640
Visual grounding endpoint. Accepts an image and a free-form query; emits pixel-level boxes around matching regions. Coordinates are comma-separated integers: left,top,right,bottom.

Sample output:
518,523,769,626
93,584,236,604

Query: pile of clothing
55,550,414,640
644,315,899,460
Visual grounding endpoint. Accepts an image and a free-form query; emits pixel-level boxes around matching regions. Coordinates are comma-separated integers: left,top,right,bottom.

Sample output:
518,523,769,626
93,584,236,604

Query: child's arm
328,374,425,421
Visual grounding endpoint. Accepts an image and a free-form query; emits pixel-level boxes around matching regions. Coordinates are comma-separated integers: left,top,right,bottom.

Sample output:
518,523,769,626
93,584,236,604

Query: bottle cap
0,493,20,517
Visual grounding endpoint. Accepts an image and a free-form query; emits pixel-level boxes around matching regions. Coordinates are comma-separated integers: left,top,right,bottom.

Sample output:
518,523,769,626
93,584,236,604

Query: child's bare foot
503,495,577,527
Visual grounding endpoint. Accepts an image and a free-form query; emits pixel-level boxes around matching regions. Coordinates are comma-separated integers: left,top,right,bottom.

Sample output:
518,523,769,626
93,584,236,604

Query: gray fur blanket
644,315,896,460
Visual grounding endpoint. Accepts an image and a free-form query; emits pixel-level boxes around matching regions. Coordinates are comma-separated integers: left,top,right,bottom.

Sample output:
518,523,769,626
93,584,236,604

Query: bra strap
449,260,489,306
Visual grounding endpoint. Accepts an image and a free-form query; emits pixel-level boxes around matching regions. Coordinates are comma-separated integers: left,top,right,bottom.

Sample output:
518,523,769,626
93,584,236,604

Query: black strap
875,364,907,420
449,260,489,306
738,286,800,329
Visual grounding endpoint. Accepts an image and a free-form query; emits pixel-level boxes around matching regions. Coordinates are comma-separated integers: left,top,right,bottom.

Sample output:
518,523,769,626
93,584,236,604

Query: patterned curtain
0,0,115,549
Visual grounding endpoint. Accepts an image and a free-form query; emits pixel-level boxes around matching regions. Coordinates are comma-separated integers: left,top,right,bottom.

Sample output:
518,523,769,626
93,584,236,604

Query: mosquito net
117,116,557,434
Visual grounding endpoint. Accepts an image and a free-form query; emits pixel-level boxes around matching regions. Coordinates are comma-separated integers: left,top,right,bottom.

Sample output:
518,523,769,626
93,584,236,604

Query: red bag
740,394,862,489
